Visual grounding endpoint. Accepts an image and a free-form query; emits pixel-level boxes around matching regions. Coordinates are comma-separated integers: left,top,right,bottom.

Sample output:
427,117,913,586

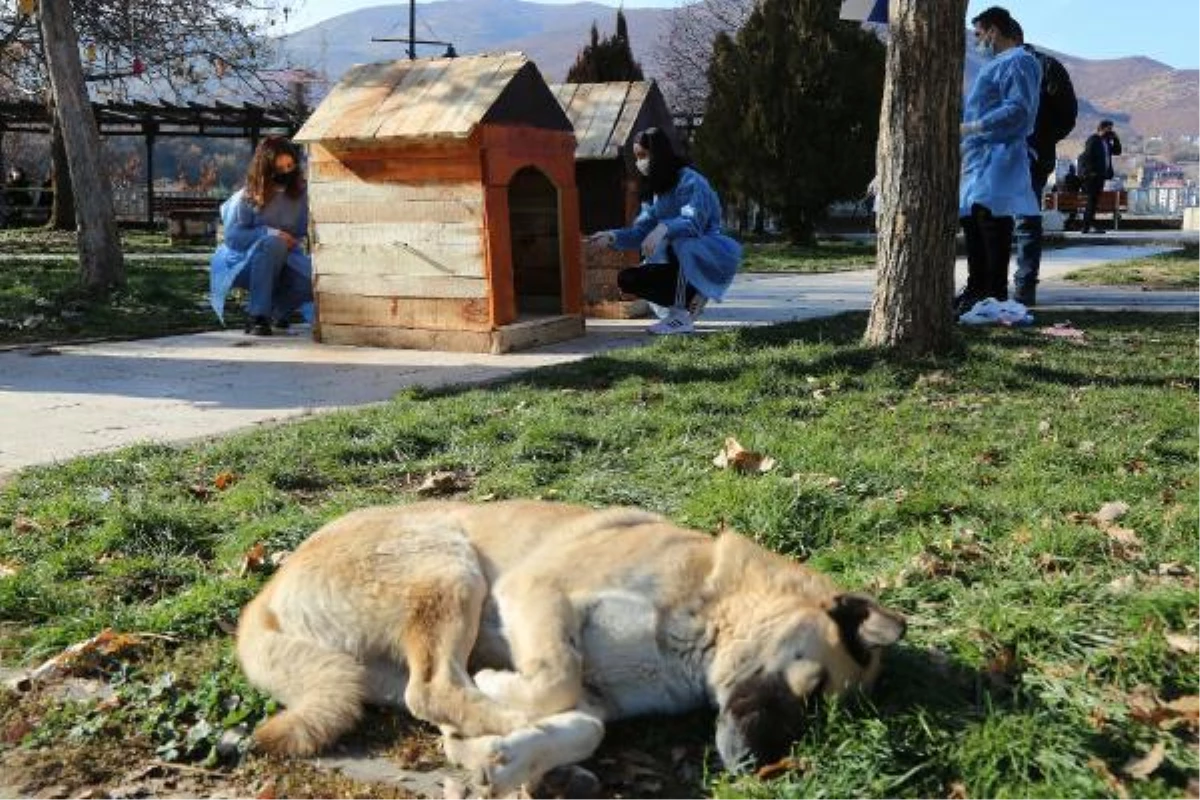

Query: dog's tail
237,595,366,757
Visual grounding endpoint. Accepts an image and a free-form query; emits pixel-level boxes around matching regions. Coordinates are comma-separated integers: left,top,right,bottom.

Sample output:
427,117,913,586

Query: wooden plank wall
307,140,491,328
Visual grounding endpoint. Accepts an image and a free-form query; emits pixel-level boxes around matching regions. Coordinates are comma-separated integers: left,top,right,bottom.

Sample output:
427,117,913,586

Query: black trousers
1081,175,1106,231
617,250,698,308
960,203,1013,302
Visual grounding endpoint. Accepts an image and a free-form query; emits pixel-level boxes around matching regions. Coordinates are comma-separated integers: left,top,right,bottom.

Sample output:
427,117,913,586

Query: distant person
586,127,741,335
209,135,313,336
1060,163,1082,193
956,6,1042,316
1011,20,1077,307
1078,119,1122,234
6,166,32,209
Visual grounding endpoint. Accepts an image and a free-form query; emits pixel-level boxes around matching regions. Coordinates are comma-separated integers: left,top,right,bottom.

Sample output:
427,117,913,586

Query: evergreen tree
695,0,884,243
566,9,645,82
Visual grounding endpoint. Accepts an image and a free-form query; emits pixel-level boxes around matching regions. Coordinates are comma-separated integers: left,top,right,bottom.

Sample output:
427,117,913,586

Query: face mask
635,158,651,177
975,36,995,60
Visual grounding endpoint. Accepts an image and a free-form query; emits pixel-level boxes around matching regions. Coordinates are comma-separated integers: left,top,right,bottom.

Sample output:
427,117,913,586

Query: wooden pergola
0,99,304,223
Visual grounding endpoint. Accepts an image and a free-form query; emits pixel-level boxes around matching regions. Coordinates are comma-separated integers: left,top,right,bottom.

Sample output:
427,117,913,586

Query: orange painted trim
557,184,583,315
483,184,514,327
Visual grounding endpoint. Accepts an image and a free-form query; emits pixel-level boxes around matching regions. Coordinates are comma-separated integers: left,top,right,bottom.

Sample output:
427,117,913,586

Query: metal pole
409,0,415,59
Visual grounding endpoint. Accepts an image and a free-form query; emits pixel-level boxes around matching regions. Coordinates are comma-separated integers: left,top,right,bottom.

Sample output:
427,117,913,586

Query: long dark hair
635,127,688,197
244,135,306,209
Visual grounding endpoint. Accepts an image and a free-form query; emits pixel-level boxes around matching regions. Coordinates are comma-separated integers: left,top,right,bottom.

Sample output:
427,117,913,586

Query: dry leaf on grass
1121,741,1165,780
755,756,804,780
416,471,473,496
712,437,777,474
1166,633,1199,655
1106,527,1144,560
1088,757,1131,799
213,471,237,491
15,629,147,687
237,543,267,578
0,561,19,579
12,515,43,534
1095,501,1130,525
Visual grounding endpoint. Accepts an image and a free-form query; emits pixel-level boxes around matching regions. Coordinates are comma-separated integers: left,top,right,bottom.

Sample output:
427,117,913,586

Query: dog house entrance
509,167,563,316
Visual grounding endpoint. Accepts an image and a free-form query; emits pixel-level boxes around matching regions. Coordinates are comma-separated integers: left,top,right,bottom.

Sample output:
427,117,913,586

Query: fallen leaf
416,470,472,496
1121,741,1165,780
1106,527,1144,560
1,718,33,745
237,543,267,578
1036,553,1069,574
0,561,19,579
986,643,1021,689
1088,757,1130,799
1106,574,1137,594
1164,695,1199,727
186,483,214,500
24,629,145,684
1165,633,1199,655
255,779,278,800
12,515,43,534
754,756,803,780
1095,501,1130,525
214,471,237,491
1122,459,1147,475
712,437,777,474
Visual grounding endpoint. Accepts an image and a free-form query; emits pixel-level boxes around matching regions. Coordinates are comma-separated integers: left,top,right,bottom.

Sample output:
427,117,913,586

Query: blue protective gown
960,46,1042,218
610,167,741,302
208,188,313,324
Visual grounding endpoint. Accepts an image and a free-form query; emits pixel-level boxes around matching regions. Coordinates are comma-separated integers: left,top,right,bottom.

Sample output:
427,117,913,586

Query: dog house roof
294,52,572,145
549,81,673,161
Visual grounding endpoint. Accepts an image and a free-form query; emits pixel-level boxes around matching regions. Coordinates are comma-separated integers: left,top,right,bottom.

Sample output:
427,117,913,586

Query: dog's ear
828,593,907,651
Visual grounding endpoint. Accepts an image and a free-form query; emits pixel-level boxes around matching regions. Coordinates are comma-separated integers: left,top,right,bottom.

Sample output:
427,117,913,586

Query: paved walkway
2,244,1195,476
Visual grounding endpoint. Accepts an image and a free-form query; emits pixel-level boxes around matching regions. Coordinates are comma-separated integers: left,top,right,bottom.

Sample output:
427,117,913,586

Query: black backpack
1029,47,1078,146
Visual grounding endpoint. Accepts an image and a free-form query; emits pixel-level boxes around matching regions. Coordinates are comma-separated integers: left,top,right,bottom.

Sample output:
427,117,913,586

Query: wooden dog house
550,81,680,317
294,53,584,353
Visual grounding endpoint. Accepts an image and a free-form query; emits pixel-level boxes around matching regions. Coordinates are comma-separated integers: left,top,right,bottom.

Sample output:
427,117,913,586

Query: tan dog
237,500,905,794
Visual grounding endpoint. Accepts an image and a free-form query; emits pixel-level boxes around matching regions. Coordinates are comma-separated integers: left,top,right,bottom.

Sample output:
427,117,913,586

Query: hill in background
277,0,1196,140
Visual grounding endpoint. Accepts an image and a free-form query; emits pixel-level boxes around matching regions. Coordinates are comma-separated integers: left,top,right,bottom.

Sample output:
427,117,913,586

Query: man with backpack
1011,21,1078,306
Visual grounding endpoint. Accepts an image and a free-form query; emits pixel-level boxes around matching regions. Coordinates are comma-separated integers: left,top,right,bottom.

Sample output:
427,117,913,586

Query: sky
283,0,1200,70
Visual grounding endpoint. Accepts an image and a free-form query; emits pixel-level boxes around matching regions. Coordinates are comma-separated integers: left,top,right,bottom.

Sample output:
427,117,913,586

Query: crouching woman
209,135,313,336
588,127,741,335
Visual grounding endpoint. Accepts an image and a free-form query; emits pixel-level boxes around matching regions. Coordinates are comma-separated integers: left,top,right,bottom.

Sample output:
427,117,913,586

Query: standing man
956,6,1042,316
1079,119,1123,234
1012,21,1077,306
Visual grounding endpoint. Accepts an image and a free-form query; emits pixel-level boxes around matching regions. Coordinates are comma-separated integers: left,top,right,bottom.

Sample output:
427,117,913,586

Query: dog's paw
473,668,524,705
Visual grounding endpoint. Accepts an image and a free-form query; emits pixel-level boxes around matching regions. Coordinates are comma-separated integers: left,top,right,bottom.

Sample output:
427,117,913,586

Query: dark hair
244,135,305,208
635,127,688,196
1098,119,1115,131
971,6,1021,40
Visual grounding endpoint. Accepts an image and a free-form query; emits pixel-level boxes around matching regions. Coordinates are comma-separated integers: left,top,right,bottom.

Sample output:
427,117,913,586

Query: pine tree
695,0,884,243
566,10,645,82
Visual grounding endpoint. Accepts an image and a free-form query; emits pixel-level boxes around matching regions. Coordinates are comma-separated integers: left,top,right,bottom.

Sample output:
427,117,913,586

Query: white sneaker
646,308,695,335
687,294,709,320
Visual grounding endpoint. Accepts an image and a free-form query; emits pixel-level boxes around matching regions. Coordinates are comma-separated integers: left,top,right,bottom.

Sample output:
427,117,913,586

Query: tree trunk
863,0,966,353
38,0,123,292
46,109,77,232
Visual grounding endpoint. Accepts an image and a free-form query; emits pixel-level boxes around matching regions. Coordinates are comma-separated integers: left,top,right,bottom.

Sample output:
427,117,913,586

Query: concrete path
2,244,1195,476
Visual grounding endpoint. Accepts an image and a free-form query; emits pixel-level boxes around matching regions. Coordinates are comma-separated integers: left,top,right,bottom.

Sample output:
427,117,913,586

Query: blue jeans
1013,161,1051,291
232,235,312,319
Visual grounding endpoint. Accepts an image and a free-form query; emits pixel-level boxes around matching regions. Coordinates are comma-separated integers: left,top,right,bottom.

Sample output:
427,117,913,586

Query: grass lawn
0,229,224,346
1,310,1196,798
0,255,219,346
1064,243,1199,289
741,239,877,273
0,227,212,255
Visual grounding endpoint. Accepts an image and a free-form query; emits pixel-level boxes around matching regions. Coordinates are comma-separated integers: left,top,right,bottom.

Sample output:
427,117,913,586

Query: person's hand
586,230,615,249
276,230,298,250
640,223,668,260
960,121,983,137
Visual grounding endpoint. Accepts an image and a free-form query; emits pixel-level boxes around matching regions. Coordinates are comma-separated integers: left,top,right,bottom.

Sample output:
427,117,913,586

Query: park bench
151,193,224,245
1,186,51,227
1044,189,1128,230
